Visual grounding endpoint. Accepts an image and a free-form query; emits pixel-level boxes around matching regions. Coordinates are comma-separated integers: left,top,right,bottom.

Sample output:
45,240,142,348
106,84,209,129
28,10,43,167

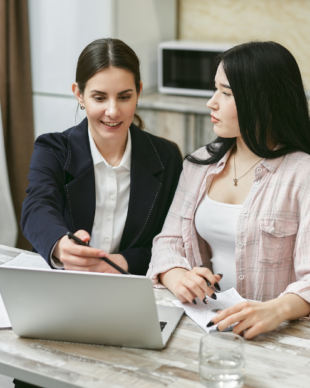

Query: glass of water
199,332,245,388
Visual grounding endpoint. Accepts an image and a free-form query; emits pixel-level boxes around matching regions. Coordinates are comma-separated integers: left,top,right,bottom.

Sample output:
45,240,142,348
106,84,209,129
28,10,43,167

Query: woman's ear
138,81,143,99
72,83,84,108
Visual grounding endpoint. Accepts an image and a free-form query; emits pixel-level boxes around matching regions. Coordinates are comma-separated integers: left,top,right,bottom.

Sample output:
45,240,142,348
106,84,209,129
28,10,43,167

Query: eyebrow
219,83,231,89
90,89,134,95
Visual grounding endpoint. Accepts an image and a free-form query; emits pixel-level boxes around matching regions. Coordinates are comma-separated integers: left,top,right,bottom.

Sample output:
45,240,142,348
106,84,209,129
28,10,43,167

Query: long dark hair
186,41,310,165
76,38,144,129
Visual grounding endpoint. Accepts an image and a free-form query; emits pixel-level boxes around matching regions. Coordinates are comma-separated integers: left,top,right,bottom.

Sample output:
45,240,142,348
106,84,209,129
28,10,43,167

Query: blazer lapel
64,118,96,234
120,125,164,250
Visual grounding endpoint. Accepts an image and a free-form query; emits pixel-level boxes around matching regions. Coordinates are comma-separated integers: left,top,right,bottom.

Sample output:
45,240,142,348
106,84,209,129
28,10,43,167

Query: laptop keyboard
160,321,168,332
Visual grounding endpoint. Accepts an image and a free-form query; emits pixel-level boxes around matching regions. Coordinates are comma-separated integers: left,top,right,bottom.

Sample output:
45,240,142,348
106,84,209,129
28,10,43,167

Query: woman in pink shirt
147,41,310,339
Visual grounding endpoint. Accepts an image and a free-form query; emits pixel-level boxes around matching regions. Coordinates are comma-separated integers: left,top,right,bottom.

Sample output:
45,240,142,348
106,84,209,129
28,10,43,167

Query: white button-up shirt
88,128,131,253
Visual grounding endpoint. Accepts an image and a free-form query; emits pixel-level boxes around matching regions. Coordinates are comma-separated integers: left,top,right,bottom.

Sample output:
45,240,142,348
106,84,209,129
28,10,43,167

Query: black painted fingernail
207,320,214,328
203,298,208,304
205,279,212,287
211,293,217,300
214,282,221,292
217,273,223,279
192,299,197,305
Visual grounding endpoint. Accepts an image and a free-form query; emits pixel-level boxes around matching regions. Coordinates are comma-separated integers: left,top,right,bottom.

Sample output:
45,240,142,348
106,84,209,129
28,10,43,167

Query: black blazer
21,118,183,275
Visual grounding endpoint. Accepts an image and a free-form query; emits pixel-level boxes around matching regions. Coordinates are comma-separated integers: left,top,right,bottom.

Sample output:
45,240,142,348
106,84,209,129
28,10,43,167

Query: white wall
28,0,176,138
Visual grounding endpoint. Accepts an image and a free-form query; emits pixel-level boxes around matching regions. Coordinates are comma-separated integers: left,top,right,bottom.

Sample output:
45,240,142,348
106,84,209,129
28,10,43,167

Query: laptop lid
0,267,183,350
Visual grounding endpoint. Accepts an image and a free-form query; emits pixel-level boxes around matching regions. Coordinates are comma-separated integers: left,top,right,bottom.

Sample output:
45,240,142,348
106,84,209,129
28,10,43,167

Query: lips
210,115,220,123
100,121,123,130
102,121,122,127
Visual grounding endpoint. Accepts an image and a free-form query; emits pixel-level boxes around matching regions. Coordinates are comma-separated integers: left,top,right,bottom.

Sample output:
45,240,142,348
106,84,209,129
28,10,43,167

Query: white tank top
194,194,242,291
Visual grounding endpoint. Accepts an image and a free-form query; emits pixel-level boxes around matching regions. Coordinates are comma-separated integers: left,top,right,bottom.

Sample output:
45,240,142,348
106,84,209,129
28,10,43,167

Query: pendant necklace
233,153,263,186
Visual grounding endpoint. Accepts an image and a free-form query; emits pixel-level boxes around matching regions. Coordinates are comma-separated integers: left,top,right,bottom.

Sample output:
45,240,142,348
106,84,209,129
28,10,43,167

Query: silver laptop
0,267,184,349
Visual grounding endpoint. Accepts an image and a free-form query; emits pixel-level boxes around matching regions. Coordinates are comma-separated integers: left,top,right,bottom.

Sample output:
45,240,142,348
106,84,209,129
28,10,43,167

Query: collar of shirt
88,128,132,170
215,142,284,174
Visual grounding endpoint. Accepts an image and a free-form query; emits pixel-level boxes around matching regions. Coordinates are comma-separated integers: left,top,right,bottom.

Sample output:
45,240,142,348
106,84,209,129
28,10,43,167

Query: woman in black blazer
21,38,182,276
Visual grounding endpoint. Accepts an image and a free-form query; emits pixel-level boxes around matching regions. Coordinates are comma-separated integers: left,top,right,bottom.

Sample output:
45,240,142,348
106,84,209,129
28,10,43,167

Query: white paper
1,253,51,270
172,288,246,332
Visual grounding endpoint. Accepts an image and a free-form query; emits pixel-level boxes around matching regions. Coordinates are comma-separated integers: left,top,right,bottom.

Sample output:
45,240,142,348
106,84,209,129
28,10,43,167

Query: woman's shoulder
35,120,87,153
32,122,88,169
286,151,310,165
35,130,69,151
283,151,310,179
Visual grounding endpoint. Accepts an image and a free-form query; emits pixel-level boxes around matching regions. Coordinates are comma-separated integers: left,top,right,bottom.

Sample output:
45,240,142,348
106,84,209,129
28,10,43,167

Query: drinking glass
199,332,245,388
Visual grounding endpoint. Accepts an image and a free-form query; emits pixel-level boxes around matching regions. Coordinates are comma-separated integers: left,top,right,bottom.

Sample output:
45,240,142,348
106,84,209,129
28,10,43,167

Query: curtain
0,0,34,250
0,102,17,246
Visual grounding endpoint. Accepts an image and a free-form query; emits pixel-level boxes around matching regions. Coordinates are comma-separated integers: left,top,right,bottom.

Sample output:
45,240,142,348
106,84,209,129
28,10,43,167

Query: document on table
172,288,246,332
0,253,51,329
1,253,51,270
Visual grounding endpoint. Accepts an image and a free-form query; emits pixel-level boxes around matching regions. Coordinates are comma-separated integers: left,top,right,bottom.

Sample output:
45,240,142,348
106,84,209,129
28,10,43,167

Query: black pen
66,232,130,275
199,265,221,298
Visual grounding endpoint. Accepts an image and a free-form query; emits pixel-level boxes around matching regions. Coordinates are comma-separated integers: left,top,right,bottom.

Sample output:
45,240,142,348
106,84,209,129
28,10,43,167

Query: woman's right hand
160,267,223,304
53,230,109,272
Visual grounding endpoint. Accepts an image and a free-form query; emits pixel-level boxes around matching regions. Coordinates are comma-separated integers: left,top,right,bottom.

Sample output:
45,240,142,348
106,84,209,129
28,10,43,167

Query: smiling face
72,66,141,146
207,63,240,139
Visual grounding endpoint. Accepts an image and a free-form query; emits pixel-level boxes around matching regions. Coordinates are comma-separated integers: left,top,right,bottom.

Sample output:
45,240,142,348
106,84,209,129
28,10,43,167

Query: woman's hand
53,230,128,273
210,294,310,339
160,267,222,304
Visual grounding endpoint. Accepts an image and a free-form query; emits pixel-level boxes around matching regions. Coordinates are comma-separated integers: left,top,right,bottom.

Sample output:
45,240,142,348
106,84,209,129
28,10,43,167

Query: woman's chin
213,127,239,139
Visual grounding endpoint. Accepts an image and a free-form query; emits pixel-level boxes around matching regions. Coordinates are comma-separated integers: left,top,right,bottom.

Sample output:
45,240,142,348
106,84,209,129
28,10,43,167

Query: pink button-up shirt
147,146,310,303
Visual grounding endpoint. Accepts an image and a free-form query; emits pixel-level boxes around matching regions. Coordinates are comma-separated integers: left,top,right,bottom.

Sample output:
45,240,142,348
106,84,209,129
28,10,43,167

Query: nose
207,92,219,110
105,99,120,118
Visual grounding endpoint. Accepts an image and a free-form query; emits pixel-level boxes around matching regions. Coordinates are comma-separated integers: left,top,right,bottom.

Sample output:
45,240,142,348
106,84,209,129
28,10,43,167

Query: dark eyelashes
213,88,231,96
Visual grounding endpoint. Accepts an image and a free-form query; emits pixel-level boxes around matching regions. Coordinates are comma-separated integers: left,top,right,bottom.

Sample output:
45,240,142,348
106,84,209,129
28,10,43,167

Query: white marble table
0,244,310,388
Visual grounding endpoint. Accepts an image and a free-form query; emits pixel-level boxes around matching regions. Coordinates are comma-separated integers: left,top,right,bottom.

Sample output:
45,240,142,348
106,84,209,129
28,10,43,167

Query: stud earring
80,105,85,110
136,101,139,107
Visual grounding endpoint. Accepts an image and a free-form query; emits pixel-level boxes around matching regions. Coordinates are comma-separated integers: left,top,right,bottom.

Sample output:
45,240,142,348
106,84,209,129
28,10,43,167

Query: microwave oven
158,41,233,97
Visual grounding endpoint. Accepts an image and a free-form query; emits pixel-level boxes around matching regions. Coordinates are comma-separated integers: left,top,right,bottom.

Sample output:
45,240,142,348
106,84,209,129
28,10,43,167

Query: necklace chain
110,155,123,167
233,153,263,186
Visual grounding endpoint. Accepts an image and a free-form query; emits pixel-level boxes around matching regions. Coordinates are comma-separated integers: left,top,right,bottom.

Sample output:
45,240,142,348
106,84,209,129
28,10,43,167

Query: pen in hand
199,265,222,298
66,232,130,275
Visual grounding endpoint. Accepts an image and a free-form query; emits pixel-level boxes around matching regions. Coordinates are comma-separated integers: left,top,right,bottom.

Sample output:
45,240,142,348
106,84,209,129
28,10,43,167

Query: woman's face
207,63,240,138
73,66,141,144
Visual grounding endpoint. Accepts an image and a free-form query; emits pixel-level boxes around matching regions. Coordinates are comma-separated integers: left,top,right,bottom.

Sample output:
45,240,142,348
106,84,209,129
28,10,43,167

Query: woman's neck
233,136,260,163
91,129,128,167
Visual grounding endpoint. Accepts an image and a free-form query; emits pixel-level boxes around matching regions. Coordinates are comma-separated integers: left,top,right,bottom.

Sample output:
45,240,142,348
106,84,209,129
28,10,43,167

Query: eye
223,92,232,96
93,95,106,102
119,95,131,101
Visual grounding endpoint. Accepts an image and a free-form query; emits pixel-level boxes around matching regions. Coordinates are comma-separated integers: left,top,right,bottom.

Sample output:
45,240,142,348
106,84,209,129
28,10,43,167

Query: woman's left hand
211,298,288,339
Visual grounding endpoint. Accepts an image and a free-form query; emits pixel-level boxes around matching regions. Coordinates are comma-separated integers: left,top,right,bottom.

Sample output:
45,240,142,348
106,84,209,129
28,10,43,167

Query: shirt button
104,237,110,244
242,209,247,214
239,275,244,280
257,168,262,173
238,243,243,248
110,194,115,200
106,214,111,221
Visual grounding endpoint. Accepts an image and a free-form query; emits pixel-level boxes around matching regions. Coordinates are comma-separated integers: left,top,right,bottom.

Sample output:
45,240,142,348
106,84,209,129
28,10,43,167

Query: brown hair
76,38,144,129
